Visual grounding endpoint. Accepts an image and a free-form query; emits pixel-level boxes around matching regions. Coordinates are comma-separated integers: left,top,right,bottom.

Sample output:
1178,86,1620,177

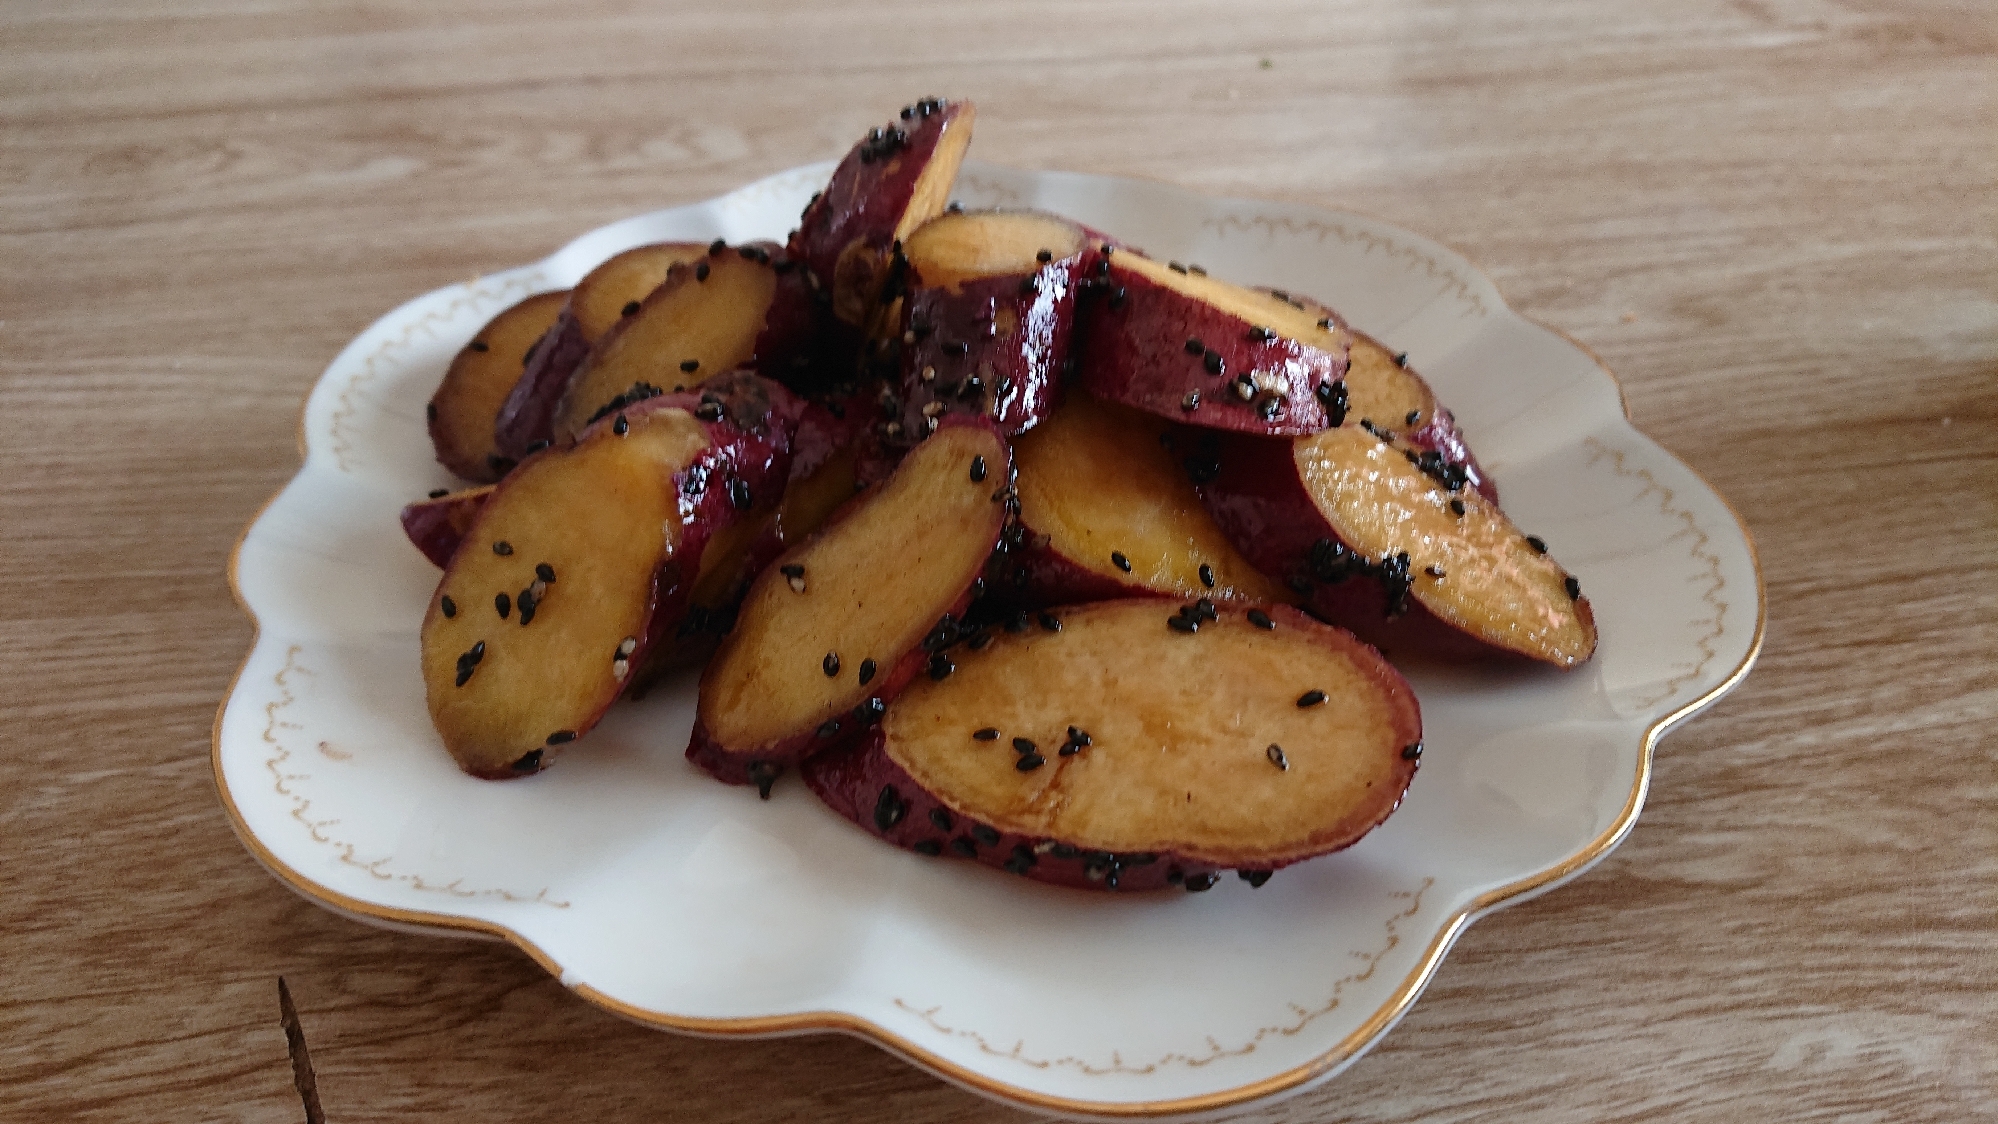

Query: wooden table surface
4,1,1991,1120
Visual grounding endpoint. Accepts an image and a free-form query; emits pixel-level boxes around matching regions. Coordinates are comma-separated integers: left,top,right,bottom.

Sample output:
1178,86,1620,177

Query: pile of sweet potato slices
408,97,1595,892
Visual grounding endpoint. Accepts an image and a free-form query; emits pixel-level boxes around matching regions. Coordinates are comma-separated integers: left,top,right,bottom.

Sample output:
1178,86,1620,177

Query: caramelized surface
430,291,566,481
774,442,861,547
1295,425,1595,665
1014,394,1288,602
554,252,778,442
571,242,709,343
1343,333,1434,431
422,410,709,775
905,209,1085,290
893,103,976,244
883,601,1419,865
702,425,1006,749
1115,253,1346,351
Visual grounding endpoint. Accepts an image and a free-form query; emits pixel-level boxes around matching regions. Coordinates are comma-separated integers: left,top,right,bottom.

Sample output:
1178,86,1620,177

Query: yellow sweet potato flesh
905,209,1084,290
431,290,567,481
1014,394,1290,602
422,411,708,776
701,425,1006,750
571,242,710,343
883,601,1418,866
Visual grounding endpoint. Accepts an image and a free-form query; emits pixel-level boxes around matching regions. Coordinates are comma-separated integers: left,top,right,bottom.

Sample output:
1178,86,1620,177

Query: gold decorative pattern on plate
259,644,570,908
1198,213,1492,319
893,878,1432,1076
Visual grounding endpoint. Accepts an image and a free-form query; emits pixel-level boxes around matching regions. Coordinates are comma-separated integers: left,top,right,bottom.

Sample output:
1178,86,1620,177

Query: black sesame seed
468,340,489,353
816,719,841,738
1111,551,1132,573
1239,870,1273,888
1006,611,1030,634
1184,872,1219,893
1166,866,1184,884
546,730,576,745
680,358,700,373
927,653,954,681
1297,690,1326,707
512,749,543,772
969,455,987,483
1036,249,1053,263
440,595,457,619
535,563,556,583
1169,261,1187,274
942,340,968,357
516,588,537,626
1402,742,1424,760
495,592,511,619
1067,727,1091,747
613,413,629,435
621,300,641,317
522,438,551,456
972,824,1001,846
853,697,886,724
727,477,752,510
694,261,710,281
1565,575,1582,599
929,807,953,832
1450,499,1466,516
1527,535,1548,554
1199,563,1215,588
951,836,978,857
1016,753,1045,772
1393,351,1408,367
1167,615,1199,633
1203,351,1224,376
748,761,779,799
822,652,841,677
1406,409,1422,425
1194,597,1217,621
1425,565,1446,578
914,839,943,856
1058,743,1081,757
493,541,513,556
974,727,1000,741
1267,743,1289,770
1037,611,1062,632
1248,609,1275,630
1109,286,1126,309
873,785,906,831
1185,336,1205,355
427,488,449,499
858,658,877,685
1012,737,1037,755
708,237,727,255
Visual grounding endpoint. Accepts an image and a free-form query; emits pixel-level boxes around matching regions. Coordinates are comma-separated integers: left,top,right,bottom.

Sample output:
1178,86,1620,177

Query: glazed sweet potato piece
551,244,784,445
1202,424,1595,666
430,291,568,481
792,97,975,330
999,393,1289,605
400,485,494,568
802,600,1421,891
688,419,1010,792
891,209,1091,442
495,242,710,461
1079,251,1350,436
421,383,797,779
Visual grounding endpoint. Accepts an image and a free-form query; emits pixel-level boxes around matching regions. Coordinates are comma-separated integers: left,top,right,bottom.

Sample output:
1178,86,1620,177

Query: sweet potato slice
1202,424,1596,666
551,245,783,445
430,291,567,481
802,600,1421,891
401,485,494,568
792,97,975,329
891,209,1091,441
998,393,1288,605
422,383,797,779
1078,251,1349,435
688,419,1010,791
495,242,712,462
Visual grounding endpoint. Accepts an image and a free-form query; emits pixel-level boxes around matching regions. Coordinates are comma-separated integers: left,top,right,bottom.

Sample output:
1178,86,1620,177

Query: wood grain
2,1,1992,1120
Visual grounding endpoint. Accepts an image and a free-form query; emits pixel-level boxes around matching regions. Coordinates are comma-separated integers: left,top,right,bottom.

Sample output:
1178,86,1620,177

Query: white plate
217,160,1763,1120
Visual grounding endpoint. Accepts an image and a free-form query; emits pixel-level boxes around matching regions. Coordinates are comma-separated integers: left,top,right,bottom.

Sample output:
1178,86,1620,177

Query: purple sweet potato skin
1078,258,1348,436
791,99,972,328
1197,430,1573,662
493,311,592,462
684,415,1009,788
892,251,1091,442
400,486,493,568
801,727,1223,892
